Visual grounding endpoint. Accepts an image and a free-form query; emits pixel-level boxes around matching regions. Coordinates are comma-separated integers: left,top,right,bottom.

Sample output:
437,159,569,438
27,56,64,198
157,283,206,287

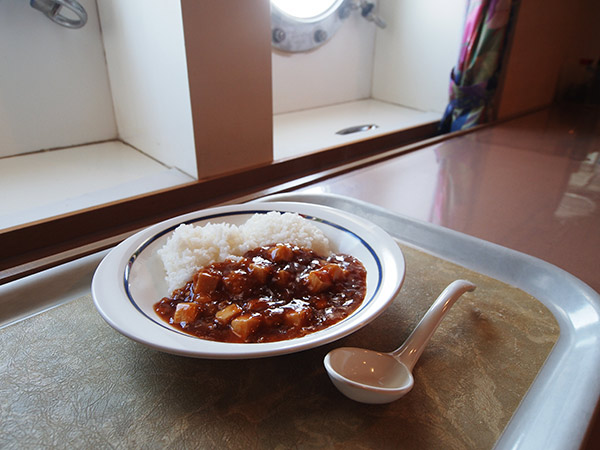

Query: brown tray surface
0,244,559,449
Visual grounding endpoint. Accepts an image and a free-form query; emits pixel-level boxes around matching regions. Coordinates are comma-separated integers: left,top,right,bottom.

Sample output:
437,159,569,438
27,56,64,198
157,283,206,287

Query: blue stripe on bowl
124,210,383,340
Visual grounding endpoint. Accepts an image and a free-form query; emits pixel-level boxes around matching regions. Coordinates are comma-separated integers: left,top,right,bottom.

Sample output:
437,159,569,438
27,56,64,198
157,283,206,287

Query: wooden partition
181,0,273,178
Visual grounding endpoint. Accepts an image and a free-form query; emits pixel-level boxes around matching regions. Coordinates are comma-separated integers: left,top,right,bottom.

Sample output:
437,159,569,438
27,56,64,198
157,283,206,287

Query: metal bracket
30,0,87,29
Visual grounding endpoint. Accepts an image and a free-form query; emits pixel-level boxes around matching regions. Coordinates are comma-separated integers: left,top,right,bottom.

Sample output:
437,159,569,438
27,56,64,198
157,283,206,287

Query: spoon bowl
324,279,476,403
325,348,414,404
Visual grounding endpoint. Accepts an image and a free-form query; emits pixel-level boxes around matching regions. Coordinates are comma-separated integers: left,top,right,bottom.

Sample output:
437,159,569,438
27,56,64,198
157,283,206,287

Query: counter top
1,103,599,448
299,104,600,294
296,104,600,446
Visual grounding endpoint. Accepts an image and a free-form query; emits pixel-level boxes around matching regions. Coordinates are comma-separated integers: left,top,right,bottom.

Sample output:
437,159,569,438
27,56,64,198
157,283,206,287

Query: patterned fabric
440,0,513,132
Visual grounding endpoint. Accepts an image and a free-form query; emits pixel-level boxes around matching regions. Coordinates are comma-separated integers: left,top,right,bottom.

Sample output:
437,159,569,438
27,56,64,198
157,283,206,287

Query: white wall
372,0,466,113
0,0,117,157
97,0,197,178
271,0,466,115
272,10,377,114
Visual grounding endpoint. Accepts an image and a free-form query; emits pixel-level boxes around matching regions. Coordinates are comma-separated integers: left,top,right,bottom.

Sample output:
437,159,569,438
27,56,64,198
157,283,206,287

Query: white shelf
273,99,440,160
0,141,195,230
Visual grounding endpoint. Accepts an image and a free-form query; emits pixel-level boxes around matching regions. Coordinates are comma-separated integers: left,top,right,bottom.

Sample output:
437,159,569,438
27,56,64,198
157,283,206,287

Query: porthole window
270,0,349,52
271,0,342,19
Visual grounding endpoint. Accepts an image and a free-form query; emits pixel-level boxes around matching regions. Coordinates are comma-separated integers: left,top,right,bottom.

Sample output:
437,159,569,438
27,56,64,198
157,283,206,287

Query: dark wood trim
0,122,439,284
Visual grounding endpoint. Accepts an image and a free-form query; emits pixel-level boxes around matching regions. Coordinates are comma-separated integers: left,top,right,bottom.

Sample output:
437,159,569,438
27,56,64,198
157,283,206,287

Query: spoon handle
392,279,476,371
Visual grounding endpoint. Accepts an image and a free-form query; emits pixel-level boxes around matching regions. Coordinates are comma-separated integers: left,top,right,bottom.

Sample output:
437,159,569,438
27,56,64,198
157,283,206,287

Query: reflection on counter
299,105,600,293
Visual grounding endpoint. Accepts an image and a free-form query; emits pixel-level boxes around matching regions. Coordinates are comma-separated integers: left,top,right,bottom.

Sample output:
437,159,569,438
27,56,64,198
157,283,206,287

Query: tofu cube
230,314,261,340
283,307,310,328
173,302,199,325
323,263,345,282
269,244,293,262
215,304,242,324
222,270,251,295
193,271,220,295
272,269,293,288
306,270,332,294
249,262,272,284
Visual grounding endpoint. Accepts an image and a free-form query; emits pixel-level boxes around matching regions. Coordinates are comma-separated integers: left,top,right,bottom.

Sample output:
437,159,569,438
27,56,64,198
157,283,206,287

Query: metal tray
257,192,600,450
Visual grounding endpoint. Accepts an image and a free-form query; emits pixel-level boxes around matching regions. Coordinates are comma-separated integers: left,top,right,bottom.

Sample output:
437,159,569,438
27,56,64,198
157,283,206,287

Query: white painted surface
97,0,197,178
272,10,377,114
0,141,194,229
0,0,117,157
372,0,466,113
271,0,462,158
273,99,440,160
272,0,465,115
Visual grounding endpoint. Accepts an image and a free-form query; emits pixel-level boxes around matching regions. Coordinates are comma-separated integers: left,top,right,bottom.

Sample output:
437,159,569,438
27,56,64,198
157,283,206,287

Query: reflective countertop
297,103,600,447
300,104,600,294
1,103,599,449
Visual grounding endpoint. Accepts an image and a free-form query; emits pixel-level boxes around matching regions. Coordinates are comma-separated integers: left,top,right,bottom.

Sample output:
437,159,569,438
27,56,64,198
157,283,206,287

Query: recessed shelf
273,99,440,161
0,141,194,230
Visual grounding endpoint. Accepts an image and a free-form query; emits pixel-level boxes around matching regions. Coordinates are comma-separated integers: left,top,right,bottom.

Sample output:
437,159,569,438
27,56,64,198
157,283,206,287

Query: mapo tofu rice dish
154,212,367,343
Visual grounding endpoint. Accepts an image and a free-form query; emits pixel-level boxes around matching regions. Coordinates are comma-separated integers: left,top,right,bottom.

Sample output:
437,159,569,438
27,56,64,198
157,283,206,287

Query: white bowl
91,202,405,359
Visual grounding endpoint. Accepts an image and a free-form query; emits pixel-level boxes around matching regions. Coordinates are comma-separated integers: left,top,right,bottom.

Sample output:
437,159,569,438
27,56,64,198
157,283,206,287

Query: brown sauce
154,243,367,343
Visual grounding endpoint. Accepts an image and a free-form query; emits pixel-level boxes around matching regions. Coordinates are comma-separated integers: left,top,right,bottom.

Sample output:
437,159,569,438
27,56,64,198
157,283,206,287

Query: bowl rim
92,201,405,359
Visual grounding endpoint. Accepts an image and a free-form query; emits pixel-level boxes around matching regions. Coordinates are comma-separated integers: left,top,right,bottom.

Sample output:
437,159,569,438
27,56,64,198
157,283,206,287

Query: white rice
158,212,331,292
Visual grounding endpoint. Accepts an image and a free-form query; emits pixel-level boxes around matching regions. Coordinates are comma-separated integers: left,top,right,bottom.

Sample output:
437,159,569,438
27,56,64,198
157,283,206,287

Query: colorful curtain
440,0,514,132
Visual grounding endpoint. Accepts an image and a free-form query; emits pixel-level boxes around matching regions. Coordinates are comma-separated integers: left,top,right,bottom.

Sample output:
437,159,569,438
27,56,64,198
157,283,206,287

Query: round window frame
271,0,349,53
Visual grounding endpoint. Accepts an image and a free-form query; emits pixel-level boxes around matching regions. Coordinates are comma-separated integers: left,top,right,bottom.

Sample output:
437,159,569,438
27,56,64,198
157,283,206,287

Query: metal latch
30,0,87,29
336,124,379,135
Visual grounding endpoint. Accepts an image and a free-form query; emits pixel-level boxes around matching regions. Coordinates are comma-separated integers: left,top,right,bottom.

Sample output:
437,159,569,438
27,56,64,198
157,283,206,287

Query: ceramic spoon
323,279,476,404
